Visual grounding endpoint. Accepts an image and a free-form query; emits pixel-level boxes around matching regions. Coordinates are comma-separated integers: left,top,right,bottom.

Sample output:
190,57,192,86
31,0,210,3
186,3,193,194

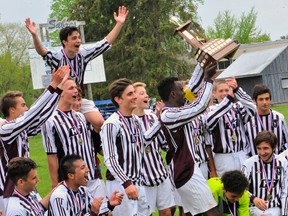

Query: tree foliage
207,7,270,44
0,23,42,106
49,0,204,99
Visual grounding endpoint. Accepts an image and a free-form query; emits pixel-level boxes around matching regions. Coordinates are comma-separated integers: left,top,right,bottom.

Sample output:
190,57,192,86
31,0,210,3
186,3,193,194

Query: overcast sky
1,0,288,40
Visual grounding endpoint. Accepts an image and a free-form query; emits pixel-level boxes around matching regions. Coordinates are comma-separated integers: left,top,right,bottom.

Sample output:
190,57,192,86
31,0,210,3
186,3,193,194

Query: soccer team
0,5,288,216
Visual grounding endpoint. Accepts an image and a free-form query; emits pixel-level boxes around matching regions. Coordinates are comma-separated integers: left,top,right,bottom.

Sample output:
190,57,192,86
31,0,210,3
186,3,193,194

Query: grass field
29,105,288,215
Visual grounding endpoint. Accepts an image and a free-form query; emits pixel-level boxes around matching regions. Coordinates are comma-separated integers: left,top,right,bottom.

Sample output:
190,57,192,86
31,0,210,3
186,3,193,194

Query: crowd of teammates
0,4,288,216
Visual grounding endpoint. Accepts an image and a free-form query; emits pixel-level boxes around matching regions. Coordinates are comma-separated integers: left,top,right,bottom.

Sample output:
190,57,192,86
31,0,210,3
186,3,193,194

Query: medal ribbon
117,111,139,145
13,189,43,216
260,156,276,194
63,181,82,214
193,118,200,136
256,110,272,131
21,131,29,157
224,196,236,216
61,49,79,81
57,109,81,136
224,110,236,136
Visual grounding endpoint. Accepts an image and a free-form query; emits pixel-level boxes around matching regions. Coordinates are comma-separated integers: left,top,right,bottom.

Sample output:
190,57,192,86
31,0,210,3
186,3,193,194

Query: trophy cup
174,20,240,68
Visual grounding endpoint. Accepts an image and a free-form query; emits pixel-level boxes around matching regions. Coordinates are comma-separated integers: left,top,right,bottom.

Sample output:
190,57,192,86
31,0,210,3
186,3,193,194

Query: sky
1,0,288,40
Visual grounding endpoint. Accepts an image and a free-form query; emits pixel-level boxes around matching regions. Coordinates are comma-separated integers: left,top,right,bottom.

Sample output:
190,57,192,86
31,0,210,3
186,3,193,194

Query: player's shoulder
243,155,259,166
271,109,285,120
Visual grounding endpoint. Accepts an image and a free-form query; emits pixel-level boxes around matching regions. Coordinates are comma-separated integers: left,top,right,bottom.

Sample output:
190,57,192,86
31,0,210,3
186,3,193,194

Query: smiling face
61,79,79,106
213,82,230,103
134,86,149,110
115,84,137,115
255,93,271,115
256,141,274,163
71,159,90,187
21,169,39,194
9,96,28,119
63,31,81,57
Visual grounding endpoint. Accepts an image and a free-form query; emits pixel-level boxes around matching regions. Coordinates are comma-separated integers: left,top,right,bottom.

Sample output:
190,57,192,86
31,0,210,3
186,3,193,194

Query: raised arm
25,18,48,56
106,6,129,44
0,66,69,143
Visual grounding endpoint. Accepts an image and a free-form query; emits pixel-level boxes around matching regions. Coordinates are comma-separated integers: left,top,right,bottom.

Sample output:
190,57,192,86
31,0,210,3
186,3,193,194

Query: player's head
254,131,277,162
59,155,90,187
0,91,28,119
60,77,79,106
157,77,184,106
109,78,136,109
7,157,39,193
133,82,149,110
60,26,80,47
213,80,230,103
252,84,271,114
221,170,248,203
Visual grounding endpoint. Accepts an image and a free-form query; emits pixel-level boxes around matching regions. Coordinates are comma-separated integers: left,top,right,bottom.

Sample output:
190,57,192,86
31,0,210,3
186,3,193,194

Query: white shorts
199,162,209,180
176,165,217,215
144,177,176,214
87,179,109,214
81,98,99,114
249,206,281,216
106,180,149,216
214,151,248,177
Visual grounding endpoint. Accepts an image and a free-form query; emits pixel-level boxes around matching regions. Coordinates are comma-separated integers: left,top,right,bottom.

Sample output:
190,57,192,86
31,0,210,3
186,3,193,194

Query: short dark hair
109,78,133,108
252,84,271,101
221,170,248,194
59,26,80,47
157,77,178,102
59,154,83,181
254,130,277,149
7,157,37,185
0,91,23,118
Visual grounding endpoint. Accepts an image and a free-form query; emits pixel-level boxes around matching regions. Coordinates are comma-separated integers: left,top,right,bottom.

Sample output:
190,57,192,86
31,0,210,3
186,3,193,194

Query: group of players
0,4,288,216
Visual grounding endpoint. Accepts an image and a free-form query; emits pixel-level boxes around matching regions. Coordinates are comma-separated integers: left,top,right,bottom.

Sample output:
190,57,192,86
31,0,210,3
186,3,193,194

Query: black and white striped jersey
139,110,169,186
43,39,111,88
48,182,94,216
101,111,161,187
41,110,97,180
192,114,211,164
206,88,255,154
245,110,288,155
6,190,45,216
0,86,62,196
161,79,213,188
242,155,288,215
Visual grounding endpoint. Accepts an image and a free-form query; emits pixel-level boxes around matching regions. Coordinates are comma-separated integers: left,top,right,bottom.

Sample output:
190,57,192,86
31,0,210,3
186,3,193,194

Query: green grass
31,104,288,215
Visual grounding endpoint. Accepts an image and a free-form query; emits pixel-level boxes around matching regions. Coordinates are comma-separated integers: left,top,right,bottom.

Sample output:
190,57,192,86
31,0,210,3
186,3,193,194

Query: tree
49,0,205,99
207,7,270,44
0,23,32,65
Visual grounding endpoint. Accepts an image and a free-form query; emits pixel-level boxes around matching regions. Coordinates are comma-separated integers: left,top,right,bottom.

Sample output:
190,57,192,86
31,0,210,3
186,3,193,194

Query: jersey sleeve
206,96,234,130
100,122,131,185
161,80,213,129
41,118,58,153
0,86,61,144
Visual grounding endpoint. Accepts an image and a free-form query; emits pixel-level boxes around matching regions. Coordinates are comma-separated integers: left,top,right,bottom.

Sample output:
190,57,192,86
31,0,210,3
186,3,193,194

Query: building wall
237,76,263,98
261,47,288,103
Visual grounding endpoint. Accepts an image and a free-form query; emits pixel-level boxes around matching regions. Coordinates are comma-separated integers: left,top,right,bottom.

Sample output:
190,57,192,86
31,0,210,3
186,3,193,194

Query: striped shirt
41,110,97,180
161,79,213,188
48,182,94,216
0,86,62,197
6,190,45,216
43,39,111,91
245,110,288,155
242,155,288,215
206,88,255,154
192,114,211,164
140,110,169,186
100,111,161,187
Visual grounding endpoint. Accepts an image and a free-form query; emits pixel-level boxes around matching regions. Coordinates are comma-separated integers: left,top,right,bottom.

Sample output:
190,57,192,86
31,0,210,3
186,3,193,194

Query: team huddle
0,4,287,216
